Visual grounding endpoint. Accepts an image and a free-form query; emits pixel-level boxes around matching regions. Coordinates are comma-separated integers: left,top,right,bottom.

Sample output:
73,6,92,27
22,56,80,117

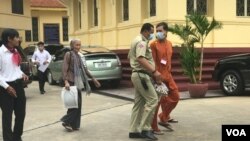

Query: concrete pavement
0,82,250,141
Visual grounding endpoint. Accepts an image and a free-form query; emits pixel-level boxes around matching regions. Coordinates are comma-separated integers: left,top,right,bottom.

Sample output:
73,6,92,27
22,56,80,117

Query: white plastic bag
154,82,169,96
61,86,78,109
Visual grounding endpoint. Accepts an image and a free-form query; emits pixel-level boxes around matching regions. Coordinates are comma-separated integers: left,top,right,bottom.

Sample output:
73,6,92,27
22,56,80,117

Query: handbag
61,86,78,109
154,82,169,96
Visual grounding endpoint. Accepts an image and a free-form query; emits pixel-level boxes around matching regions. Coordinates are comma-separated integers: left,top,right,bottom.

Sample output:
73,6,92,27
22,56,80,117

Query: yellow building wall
213,0,250,47
64,0,250,49
0,0,31,47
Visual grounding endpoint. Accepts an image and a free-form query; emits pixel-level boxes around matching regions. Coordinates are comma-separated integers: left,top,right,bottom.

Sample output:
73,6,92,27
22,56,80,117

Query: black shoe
62,122,73,132
40,91,46,94
141,130,158,140
129,132,144,138
73,128,79,131
13,137,22,141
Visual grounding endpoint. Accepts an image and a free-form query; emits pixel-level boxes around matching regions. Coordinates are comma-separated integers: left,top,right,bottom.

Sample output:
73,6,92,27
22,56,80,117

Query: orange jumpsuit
150,40,180,131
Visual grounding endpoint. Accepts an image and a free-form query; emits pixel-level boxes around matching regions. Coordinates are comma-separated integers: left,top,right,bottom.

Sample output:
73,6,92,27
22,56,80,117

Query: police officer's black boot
141,130,158,140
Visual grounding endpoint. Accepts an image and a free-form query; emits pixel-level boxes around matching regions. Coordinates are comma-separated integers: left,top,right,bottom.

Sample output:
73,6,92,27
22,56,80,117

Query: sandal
158,122,174,131
153,130,164,135
168,118,178,123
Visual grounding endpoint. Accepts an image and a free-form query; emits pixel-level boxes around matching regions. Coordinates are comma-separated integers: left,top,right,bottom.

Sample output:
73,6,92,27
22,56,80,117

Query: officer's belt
132,70,151,76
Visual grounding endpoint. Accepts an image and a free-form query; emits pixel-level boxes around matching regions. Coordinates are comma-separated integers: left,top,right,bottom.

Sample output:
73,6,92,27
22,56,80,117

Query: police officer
128,23,162,140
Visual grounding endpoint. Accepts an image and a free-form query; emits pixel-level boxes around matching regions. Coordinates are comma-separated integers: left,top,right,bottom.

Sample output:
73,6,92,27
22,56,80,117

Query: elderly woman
61,39,101,131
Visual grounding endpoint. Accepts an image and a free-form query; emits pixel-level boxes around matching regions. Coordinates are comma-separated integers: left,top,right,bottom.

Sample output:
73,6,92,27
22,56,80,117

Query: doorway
44,24,60,44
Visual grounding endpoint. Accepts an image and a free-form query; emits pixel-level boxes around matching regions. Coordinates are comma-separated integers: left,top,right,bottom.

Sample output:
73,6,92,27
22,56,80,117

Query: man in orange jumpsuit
150,22,180,134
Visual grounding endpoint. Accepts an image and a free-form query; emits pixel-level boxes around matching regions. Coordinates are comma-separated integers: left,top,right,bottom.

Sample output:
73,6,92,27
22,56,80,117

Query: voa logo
226,129,246,136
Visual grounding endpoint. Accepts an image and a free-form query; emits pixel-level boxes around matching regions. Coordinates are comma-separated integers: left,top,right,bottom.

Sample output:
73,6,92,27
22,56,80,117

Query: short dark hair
37,41,44,46
156,22,168,31
140,23,154,33
1,28,19,45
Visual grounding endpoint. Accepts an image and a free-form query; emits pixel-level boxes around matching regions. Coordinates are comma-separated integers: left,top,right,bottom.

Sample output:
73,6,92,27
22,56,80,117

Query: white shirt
31,49,52,66
0,45,24,89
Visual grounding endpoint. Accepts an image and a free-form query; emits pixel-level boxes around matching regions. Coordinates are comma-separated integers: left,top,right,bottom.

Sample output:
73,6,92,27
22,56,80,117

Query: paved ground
0,82,250,141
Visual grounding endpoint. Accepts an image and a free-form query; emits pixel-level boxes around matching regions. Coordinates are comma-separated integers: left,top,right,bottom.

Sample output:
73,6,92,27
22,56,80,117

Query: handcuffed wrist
152,69,156,74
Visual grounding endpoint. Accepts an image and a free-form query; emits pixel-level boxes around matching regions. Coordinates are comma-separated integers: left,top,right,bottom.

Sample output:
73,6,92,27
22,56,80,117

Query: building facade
0,0,31,47
0,0,68,47
60,0,250,49
29,0,68,45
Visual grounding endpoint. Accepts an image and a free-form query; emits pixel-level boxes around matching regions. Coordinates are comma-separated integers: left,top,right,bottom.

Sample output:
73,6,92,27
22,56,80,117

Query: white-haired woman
61,39,101,131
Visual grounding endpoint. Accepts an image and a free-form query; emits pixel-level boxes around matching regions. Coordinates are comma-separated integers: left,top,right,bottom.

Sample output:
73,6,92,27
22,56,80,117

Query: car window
45,45,63,55
23,46,36,55
16,46,28,61
55,48,71,61
25,44,63,56
56,52,65,61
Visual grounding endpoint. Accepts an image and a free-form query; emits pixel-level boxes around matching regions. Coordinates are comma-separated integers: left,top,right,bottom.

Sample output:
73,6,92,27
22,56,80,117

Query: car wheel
47,71,55,85
220,70,244,96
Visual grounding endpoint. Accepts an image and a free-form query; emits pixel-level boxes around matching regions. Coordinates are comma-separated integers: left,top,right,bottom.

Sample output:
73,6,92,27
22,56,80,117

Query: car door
48,49,67,82
23,46,38,77
49,50,63,81
243,54,250,87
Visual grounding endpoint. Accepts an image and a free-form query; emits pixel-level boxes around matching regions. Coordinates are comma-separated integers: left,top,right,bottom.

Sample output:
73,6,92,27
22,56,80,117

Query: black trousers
38,70,47,92
0,79,26,141
61,82,82,129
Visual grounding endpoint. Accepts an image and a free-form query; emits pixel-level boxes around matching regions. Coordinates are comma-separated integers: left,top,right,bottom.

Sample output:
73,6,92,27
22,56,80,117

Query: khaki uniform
128,35,158,132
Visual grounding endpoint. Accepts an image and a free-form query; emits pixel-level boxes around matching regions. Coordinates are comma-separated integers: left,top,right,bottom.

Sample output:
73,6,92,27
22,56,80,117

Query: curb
93,90,134,102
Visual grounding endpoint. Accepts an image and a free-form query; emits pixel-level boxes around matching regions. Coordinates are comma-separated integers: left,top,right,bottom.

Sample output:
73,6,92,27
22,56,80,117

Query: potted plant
169,12,222,97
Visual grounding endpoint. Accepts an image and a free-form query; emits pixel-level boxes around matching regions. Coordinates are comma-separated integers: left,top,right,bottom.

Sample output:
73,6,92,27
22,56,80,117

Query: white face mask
148,33,155,40
156,32,166,40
